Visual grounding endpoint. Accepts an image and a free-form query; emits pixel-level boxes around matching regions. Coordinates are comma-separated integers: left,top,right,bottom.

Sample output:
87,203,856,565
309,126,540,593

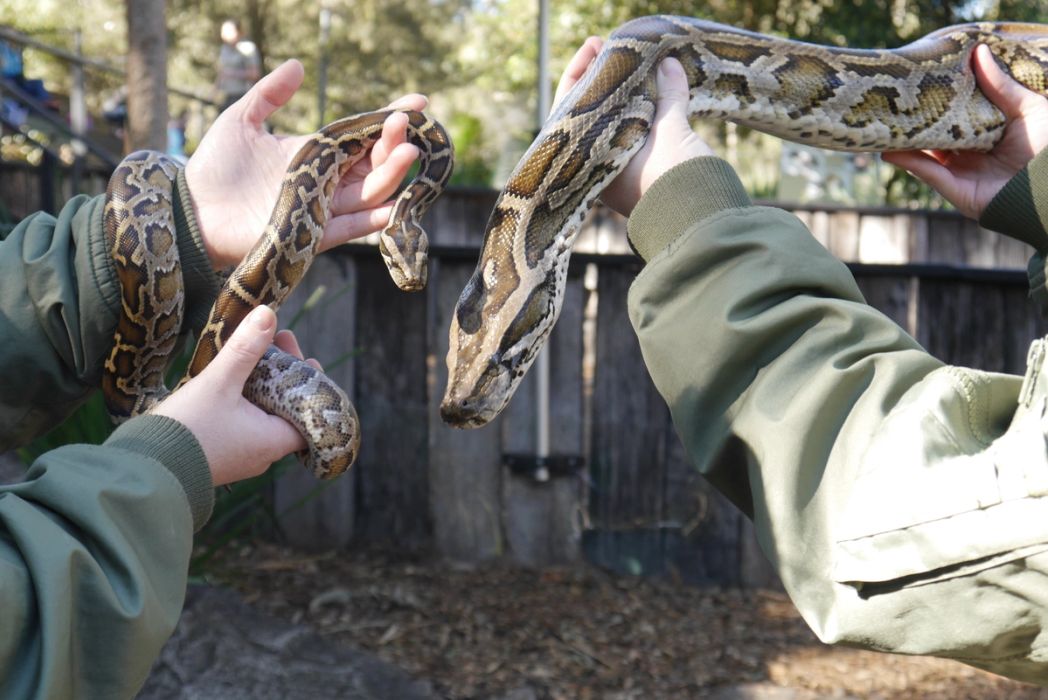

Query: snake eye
455,271,485,334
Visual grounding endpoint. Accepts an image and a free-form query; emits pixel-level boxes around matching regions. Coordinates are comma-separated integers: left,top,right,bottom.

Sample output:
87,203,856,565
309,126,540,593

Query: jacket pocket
833,339,1048,590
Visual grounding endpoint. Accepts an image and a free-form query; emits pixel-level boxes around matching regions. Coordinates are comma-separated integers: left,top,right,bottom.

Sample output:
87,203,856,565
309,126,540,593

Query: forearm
627,156,940,490
625,157,943,623
0,414,211,699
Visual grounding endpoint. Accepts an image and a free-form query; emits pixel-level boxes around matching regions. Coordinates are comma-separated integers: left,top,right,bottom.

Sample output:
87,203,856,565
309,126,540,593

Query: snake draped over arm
102,109,452,479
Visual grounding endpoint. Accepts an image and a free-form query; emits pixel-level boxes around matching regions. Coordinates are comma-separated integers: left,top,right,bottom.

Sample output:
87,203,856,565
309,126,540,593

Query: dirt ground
206,540,1048,699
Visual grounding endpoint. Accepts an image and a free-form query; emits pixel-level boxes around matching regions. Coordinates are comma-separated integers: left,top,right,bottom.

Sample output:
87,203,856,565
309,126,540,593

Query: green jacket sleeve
979,146,1048,313
625,157,1048,680
0,415,211,699
0,171,219,698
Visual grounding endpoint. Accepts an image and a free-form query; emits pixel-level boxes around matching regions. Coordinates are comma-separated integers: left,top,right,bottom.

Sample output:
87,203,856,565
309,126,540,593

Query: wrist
181,161,234,269
173,169,226,329
979,147,1048,251
105,414,215,530
627,156,750,262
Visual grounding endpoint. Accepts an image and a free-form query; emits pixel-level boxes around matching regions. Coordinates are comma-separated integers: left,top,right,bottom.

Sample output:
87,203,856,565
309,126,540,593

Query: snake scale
103,110,452,479
439,16,1048,428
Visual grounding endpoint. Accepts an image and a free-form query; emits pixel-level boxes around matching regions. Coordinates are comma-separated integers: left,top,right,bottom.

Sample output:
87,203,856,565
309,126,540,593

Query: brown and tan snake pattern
440,17,1048,428
103,110,452,479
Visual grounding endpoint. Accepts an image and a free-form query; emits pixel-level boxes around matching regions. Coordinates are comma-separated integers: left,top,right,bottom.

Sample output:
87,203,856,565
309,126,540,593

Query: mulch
204,540,1048,699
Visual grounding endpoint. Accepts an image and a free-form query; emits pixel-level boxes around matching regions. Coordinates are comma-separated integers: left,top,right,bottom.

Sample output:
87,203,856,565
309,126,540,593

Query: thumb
973,44,1040,119
205,305,277,390
233,59,305,127
653,57,691,127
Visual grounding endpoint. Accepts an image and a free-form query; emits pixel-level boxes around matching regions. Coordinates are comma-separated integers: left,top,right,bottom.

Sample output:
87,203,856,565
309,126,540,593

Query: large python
103,110,452,478
440,16,1048,428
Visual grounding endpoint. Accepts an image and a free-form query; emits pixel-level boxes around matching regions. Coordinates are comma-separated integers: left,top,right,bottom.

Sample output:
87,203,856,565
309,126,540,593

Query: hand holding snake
553,38,715,216
185,59,427,269
151,306,311,486
103,60,451,482
883,44,1048,219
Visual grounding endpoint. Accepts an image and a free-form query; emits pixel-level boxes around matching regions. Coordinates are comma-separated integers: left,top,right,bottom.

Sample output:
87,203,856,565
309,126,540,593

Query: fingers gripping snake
440,17,1048,428
103,110,452,478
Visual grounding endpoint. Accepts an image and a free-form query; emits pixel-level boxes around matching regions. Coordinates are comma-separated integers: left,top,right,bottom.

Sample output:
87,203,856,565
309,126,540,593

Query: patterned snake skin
103,110,452,479
440,16,1048,428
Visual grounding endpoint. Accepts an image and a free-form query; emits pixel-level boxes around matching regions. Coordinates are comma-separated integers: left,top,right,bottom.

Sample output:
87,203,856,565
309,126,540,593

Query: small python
440,16,1048,428
102,110,452,478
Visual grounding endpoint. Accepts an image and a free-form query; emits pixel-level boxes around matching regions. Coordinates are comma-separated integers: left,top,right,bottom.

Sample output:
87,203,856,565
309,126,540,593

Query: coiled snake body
103,110,452,478
440,16,1048,428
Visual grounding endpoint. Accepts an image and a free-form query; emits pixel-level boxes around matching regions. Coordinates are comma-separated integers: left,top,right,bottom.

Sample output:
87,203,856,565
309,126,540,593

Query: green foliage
447,112,494,186
189,456,291,576
9,0,1048,191
16,392,114,465
166,0,471,129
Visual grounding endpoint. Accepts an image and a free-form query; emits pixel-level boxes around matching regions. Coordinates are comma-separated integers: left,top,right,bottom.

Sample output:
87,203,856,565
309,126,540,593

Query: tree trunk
125,0,168,153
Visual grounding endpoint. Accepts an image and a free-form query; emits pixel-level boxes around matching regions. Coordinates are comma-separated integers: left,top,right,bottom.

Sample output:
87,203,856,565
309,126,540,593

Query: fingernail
659,57,684,79
250,305,275,330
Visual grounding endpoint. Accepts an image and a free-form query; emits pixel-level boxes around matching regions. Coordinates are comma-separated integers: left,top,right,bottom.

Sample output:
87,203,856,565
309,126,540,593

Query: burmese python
439,16,1048,428
102,110,452,478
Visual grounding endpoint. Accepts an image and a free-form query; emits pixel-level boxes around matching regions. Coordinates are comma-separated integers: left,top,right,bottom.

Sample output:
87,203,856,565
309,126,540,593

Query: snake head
379,216,428,291
440,255,561,428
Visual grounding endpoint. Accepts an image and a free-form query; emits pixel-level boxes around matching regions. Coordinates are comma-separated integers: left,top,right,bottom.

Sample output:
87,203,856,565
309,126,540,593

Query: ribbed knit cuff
1029,251,1048,316
105,414,214,530
627,156,751,262
980,147,1048,251
173,169,224,333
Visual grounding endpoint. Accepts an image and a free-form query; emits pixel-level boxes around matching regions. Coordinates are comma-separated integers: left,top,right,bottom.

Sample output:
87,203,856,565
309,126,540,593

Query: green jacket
626,150,1048,684
0,172,218,699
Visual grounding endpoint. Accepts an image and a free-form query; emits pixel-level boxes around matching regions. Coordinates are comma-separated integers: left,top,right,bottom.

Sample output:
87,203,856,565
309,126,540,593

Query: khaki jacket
626,152,1048,684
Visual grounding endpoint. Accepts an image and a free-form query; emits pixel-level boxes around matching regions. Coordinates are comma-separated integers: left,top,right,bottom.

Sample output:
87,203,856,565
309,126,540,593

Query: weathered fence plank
589,259,669,529
353,256,432,547
499,264,586,566
917,278,1047,374
272,253,358,550
585,259,738,584
853,272,916,335
426,256,503,560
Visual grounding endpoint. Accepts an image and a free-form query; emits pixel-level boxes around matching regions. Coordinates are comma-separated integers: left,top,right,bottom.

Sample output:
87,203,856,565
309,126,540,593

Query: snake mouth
440,361,512,428
397,277,426,292
439,380,506,427
439,396,496,428
389,267,427,292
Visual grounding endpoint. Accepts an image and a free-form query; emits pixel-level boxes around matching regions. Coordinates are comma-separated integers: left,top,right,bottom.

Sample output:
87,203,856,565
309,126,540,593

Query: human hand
882,45,1048,220
152,306,316,486
185,59,426,269
552,38,714,217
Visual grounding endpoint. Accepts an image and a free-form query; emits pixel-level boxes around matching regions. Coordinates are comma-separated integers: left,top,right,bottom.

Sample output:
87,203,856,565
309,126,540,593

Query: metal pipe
535,0,551,475
318,5,332,129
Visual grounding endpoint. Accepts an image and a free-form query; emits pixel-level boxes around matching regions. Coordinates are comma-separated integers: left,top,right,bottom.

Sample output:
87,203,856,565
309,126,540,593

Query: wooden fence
267,188,1048,589
3,159,1046,587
